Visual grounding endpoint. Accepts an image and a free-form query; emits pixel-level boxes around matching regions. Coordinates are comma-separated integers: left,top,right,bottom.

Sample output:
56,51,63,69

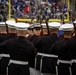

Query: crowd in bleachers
0,0,8,22
0,0,68,22
11,0,68,19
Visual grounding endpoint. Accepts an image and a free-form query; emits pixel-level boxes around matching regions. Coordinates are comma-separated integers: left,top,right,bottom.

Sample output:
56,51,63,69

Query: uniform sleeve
49,43,56,54
34,38,42,49
0,40,9,54
58,42,72,60
29,44,36,68
48,41,59,55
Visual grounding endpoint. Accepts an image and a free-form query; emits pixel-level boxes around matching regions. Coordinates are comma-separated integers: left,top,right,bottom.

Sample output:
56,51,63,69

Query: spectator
0,0,68,20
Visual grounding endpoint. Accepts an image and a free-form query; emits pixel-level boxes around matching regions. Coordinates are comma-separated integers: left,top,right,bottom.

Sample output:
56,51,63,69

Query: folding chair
71,59,76,75
40,53,58,75
56,59,72,75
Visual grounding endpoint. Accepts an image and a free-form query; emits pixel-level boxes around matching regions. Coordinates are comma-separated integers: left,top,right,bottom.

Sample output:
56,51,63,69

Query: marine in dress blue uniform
34,22,63,74
0,22,35,75
35,22,62,53
56,24,74,75
27,23,41,44
49,23,74,56
0,20,17,75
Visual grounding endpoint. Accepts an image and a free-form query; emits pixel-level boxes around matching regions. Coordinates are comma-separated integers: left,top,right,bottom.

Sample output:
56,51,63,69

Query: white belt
37,53,45,56
43,54,58,58
57,59,71,65
1,54,10,57
0,54,10,59
71,59,76,63
37,52,58,58
8,59,28,65
0,54,2,59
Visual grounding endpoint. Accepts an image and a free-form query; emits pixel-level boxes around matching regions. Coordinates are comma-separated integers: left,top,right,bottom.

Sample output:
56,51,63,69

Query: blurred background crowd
0,0,69,22
0,0,8,22
11,0,68,19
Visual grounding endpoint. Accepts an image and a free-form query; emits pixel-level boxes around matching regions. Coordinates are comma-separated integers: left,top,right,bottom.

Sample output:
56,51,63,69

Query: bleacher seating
0,0,68,22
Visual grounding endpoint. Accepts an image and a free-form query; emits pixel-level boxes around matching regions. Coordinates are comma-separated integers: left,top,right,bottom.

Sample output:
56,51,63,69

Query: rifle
60,12,65,24
40,15,44,36
37,11,50,36
36,14,44,36
15,18,18,23
5,22,9,34
45,15,50,35
4,16,8,33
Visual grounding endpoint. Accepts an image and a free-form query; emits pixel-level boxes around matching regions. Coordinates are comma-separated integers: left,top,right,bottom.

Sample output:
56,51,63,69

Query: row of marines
0,20,76,75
